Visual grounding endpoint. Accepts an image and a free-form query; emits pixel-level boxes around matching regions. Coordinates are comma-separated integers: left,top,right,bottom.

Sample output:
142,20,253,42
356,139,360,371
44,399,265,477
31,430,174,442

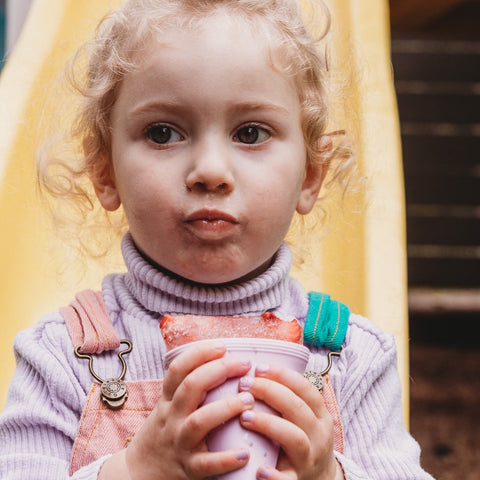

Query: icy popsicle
160,312,302,350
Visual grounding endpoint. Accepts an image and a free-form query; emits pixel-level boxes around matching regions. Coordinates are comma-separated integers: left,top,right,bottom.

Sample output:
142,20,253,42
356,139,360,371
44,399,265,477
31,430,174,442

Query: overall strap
303,292,350,351
60,290,120,354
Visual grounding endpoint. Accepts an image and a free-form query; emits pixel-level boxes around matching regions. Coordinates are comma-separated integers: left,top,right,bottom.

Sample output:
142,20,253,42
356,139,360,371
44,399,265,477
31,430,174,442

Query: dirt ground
409,343,480,480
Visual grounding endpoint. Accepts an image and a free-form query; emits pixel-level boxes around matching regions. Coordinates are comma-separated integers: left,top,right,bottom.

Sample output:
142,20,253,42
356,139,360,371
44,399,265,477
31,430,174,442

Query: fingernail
239,376,254,391
240,360,251,368
241,409,255,423
258,466,274,479
255,363,269,375
235,449,249,461
238,391,254,406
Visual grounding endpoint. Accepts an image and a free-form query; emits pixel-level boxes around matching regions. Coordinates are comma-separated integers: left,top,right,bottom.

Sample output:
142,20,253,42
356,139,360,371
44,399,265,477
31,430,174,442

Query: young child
0,1,434,479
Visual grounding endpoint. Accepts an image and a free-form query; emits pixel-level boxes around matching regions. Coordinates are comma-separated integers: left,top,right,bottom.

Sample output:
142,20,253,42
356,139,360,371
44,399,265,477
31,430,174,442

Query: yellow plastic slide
0,0,408,422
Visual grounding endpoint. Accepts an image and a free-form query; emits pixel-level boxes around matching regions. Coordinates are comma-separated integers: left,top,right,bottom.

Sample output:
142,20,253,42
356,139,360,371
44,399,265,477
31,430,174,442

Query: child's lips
184,209,239,238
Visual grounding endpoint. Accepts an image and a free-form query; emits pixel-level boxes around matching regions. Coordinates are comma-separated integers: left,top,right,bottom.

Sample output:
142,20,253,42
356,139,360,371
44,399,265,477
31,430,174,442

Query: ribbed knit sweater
0,233,434,480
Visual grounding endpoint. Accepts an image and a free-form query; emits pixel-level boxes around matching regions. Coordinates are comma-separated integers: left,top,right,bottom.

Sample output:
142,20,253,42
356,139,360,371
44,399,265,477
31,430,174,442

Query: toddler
0,1,434,479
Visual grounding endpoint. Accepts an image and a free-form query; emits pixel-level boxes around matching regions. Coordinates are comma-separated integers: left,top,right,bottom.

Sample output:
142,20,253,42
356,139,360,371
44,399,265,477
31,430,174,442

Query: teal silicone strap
303,292,349,351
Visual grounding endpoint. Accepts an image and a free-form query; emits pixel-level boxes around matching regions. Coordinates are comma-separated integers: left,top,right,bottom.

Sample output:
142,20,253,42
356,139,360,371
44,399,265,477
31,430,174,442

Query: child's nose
185,142,235,194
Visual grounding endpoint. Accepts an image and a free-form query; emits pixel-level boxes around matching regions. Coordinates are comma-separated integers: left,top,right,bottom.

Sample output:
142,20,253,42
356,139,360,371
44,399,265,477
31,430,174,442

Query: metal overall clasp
74,340,133,409
304,347,342,393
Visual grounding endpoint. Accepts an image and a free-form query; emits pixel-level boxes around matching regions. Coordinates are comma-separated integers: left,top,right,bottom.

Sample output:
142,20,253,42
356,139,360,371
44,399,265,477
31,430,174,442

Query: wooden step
407,216,480,245
392,39,480,82
402,135,480,176
397,93,480,124
405,176,480,205
408,256,480,287
409,287,480,313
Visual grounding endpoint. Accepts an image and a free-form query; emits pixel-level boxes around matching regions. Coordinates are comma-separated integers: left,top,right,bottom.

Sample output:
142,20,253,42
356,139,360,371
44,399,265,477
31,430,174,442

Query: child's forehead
113,12,303,119
136,10,290,74
145,9,275,45
133,21,293,86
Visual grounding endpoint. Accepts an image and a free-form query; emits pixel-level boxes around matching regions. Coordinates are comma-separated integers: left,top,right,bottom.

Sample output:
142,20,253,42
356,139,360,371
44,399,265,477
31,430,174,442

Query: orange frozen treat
160,312,302,350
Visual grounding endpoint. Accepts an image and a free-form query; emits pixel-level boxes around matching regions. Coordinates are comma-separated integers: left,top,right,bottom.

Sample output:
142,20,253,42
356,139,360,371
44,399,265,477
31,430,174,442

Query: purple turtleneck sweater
0,233,434,480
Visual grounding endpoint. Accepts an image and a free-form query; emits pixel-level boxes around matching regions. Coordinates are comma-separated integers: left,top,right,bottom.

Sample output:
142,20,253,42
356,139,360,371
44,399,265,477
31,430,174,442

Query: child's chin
186,264,271,287
182,272,244,287
177,267,251,287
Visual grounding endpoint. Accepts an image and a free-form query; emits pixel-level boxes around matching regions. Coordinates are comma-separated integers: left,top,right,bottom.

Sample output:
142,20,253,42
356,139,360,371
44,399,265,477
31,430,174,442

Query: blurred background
390,1,479,479
0,1,478,479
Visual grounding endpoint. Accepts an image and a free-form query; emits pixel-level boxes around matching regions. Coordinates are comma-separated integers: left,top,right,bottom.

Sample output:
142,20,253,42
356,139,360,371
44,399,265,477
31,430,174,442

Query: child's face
94,13,323,285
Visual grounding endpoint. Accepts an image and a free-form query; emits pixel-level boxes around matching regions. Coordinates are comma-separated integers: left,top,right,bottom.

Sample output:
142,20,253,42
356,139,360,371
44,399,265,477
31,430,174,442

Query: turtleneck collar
121,232,293,316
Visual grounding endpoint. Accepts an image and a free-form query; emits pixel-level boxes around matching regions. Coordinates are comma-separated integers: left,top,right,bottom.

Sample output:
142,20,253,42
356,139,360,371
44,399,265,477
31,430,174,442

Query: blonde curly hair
37,0,355,258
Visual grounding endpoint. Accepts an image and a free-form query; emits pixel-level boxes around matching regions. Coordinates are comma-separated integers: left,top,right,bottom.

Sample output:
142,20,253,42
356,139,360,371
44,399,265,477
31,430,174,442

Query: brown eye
235,126,270,145
146,125,183,144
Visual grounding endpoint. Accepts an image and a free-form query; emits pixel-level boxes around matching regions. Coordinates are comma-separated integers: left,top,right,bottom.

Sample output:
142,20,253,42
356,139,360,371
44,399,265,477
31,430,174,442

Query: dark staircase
391,37,480,344
391,30,480,479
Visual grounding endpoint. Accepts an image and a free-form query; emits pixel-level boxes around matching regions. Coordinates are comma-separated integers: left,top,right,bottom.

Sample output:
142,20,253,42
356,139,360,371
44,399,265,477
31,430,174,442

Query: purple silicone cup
165,338,310,480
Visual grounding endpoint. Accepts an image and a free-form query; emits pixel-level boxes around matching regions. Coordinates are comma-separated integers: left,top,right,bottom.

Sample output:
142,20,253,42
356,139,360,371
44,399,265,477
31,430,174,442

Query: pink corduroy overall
62,290,346,475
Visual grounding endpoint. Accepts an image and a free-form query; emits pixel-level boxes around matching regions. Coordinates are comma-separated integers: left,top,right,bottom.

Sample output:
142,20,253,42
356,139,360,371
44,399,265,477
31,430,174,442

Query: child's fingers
241,408,334,474
240,409,313,466
179,391,255,448
240,376,318,433
188,448,250,478
253,364,325,414
162,341,227,400
255,465,293,480
239,366,327,425
170,356,252,415
239,403,335,475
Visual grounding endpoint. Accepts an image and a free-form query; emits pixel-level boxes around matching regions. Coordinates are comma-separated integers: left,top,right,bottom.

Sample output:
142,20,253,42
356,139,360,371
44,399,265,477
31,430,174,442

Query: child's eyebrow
129,101,189,118
128,101,290,118
227,101,290,117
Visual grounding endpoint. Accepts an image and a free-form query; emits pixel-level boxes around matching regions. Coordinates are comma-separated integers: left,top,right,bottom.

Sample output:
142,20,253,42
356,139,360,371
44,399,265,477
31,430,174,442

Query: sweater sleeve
0,313,106,480
329,314,435,480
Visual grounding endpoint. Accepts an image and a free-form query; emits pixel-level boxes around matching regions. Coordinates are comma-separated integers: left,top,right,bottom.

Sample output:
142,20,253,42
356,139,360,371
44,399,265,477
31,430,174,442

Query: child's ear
296,136,332,215
91,159,121,212
87,145,121,212
296,160,327,215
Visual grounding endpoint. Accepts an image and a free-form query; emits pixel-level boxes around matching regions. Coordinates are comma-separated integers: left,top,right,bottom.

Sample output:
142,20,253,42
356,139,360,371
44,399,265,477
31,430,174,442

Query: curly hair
37,0,355,258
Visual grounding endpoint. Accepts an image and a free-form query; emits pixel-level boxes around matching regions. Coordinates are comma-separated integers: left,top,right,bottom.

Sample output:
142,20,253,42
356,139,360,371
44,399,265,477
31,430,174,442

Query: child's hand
238,364,344,480
122,341,254,480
